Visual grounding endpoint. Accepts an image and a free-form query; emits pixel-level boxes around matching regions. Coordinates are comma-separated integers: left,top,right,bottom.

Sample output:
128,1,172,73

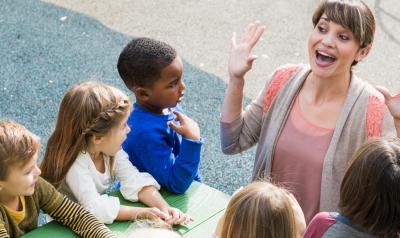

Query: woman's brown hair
40,81,131,188
312,0,375,66
339,138,400,237
220,181,297,238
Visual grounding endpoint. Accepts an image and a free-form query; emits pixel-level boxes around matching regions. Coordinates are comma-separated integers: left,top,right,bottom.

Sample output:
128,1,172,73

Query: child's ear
91,135,103,145
134,87,151,101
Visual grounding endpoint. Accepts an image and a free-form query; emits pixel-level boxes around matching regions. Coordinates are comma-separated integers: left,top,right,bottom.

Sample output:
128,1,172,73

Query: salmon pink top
272,96,334,223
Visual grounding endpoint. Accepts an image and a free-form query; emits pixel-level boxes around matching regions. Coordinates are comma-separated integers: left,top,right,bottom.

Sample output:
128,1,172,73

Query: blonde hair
40,81,131,188
0,120,40,180
220,181,297,238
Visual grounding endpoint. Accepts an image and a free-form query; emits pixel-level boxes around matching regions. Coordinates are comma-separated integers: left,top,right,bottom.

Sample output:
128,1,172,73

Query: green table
22,182,229,237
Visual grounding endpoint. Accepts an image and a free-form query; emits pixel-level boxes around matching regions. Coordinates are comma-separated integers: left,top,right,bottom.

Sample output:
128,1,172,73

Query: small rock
60,16,67,22
49,80,54,83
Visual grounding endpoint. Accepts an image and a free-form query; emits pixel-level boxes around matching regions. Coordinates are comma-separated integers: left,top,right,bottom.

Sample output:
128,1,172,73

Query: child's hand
133,207,169,221
164,207,193,225
168,111,200,141
229,21,265,82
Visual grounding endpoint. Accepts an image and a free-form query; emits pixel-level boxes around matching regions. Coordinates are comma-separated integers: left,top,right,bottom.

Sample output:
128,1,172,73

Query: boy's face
140,56,185,114
0,152,41,198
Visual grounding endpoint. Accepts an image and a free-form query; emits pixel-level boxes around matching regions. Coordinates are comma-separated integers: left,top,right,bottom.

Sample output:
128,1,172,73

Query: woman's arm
221,21,265,122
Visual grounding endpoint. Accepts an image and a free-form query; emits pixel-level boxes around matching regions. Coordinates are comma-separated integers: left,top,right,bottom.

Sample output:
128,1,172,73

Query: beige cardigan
220,64,396,212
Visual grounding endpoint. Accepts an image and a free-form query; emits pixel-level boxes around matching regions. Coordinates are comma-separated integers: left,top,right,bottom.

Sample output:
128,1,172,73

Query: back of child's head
339,138,400,237
0,119,40,180
117,37,177,90
41,81,131,188
127,228,181,238
220,181,297,238
312,0,375,48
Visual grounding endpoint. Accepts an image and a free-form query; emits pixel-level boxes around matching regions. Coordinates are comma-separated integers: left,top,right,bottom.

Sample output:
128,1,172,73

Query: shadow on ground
0,0,255,194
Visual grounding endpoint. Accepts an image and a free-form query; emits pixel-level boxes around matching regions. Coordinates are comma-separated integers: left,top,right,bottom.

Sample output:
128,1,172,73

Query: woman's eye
317,26,326,33
339,34,349,41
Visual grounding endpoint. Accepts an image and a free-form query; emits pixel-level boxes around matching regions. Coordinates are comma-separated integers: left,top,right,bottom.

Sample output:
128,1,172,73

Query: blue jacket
122,103,203,194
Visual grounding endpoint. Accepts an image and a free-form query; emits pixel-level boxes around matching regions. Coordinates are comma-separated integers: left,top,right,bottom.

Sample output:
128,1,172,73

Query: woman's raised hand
376,85,400,138
228,21,265,82
376,86,400,120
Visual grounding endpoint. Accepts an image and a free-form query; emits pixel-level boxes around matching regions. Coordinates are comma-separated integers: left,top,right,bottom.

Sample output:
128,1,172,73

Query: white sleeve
65,157,120,224
114,150,160,202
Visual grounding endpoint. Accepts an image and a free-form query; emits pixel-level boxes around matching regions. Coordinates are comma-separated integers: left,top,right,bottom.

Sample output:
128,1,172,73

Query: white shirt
64,149,160,224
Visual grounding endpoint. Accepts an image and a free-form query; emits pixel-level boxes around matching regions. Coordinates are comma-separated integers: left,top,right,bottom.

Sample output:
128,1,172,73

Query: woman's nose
322,33,335,48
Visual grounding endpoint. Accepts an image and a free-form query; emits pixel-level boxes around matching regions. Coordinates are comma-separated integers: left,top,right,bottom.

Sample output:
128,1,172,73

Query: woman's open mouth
315,50,336,67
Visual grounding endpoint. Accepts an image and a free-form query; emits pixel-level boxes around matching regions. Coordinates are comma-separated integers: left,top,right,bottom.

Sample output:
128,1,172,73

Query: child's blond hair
220,181,298,238
0,119,40,180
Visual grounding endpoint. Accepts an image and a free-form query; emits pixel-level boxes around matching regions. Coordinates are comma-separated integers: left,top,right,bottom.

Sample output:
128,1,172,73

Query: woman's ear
356,44,372,62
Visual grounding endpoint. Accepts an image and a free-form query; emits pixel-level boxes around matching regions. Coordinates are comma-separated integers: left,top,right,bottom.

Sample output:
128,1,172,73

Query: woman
220,0,400,223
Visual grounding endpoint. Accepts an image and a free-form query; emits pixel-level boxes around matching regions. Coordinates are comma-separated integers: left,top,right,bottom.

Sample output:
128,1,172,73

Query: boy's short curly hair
117,37,177,90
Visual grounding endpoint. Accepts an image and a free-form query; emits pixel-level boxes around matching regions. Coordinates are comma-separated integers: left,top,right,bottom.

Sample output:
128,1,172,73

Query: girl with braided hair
40,81,191,225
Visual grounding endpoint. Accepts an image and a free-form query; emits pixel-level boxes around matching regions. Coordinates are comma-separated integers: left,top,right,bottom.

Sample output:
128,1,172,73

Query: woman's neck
303,71,351,104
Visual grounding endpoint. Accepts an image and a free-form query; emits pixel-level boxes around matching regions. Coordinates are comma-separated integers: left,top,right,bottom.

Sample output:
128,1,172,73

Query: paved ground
1,0,399,194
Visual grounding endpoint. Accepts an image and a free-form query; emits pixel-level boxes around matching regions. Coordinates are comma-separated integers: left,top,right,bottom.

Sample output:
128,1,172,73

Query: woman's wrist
394,118,400,138
229,75,245,87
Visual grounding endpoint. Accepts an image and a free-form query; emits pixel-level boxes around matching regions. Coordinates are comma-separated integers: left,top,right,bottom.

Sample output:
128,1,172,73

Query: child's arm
65,156,167,224
0,223,9,238
138,185,193,225
37,177,115,238
65,159,121,224
47,197,116,238
115,150,192,224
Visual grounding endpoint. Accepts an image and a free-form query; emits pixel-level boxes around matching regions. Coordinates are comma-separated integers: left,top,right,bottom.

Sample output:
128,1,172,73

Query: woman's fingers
375,85,392,100
249,25,266,48
231,32,237,48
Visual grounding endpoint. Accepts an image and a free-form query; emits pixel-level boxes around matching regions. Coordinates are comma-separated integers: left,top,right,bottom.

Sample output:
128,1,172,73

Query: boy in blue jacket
117,37,203,194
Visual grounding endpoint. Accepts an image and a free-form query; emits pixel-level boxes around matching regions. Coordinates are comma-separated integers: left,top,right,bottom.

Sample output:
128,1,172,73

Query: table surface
22,182,230,237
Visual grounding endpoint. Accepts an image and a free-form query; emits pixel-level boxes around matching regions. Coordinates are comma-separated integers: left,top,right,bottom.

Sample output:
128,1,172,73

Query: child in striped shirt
0,119,115,238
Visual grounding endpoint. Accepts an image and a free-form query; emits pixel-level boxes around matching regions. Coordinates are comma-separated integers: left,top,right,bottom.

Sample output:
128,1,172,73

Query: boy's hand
164,207,193,225
168,111,200,141
228,21,265,82
133,207,169,221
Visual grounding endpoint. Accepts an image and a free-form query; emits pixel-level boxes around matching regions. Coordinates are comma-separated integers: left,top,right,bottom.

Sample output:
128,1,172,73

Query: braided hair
41,81,131,188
